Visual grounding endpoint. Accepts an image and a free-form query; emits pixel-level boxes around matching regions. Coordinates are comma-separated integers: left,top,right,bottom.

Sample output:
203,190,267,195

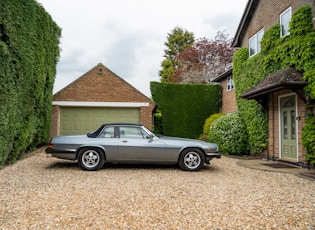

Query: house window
280,7,292,37
249,29,264,57
227,76,234,91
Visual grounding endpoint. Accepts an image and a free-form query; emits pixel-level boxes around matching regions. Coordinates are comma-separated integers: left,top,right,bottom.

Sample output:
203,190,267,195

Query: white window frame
249,28,264,57
227,76,234,91
280,7,292,37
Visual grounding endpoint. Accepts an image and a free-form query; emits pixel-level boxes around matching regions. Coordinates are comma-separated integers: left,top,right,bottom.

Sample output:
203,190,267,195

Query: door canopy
241,67,307,100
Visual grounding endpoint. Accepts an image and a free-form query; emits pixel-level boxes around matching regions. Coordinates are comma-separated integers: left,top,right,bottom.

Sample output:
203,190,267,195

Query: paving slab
236,158,315,180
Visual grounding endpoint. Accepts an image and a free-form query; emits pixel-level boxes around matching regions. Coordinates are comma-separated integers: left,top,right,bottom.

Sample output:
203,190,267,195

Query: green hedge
0,0,61,167
150,82,221,138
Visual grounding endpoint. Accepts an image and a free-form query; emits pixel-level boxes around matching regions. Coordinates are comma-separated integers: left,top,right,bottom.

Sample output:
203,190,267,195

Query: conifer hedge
150,82,221,138
0,0,61,167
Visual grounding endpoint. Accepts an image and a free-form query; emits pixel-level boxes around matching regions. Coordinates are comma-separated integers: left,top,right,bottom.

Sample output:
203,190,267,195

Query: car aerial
45,123,220,171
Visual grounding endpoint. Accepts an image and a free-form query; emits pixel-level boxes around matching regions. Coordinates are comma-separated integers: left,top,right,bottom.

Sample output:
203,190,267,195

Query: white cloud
37,0,248,97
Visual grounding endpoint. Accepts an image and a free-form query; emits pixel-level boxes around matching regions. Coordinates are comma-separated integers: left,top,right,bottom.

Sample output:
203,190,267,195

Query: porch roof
241,67,307,100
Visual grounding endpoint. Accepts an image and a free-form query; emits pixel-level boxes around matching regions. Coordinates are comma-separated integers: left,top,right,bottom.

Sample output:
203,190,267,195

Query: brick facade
219,78,238,114
238,0,315,47
233,0,314,165
212,69,238,114
49,63,156,138
233,0,315,164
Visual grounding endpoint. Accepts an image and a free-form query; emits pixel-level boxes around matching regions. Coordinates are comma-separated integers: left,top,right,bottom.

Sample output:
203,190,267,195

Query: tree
159,27,195,82
174,31,236,84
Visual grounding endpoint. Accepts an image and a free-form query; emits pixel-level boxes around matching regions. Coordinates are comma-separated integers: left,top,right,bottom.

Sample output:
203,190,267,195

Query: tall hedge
150,82,221,138
0,0,61,167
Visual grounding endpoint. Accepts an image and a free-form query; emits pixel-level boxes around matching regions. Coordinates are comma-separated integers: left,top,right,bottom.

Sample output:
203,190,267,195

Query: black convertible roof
87,123,143,138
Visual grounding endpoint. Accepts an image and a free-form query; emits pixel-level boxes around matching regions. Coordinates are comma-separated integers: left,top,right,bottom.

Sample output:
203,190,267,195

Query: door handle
122,140,128,143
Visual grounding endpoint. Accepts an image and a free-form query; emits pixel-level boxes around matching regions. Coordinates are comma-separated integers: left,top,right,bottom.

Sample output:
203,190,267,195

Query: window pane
257,29,264,53
249,36,256,56
100,127,115,138
227,77,231,90
280,7,292,36
291,110,295,139
120,127,143,139
283,111,288,139
227,77,234,91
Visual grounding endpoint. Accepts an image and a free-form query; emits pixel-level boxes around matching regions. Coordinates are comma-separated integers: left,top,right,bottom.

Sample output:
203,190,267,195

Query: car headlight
207,147,218,153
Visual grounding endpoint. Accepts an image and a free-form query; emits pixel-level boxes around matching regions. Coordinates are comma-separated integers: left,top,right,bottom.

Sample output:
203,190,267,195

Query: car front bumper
205,152,221,163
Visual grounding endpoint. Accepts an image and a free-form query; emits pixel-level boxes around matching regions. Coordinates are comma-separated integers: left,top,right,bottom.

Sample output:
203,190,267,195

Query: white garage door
60,107,140,135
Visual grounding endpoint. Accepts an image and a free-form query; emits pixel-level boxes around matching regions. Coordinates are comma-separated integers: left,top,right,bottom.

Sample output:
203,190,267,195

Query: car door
96,126,119,161
118,126,167,162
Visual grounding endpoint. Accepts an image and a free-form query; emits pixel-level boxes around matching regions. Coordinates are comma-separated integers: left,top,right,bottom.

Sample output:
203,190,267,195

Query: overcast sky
36,0,248,97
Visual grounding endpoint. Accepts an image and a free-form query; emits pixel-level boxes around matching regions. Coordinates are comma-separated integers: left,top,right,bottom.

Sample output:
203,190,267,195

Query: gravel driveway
1,149,315,229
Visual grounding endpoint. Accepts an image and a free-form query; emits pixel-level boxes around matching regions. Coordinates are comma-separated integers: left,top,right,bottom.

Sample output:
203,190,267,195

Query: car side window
99,127,115,138
119,127,144,139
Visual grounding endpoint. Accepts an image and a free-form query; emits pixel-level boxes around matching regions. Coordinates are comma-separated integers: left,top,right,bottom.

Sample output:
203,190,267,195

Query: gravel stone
0,150,314,229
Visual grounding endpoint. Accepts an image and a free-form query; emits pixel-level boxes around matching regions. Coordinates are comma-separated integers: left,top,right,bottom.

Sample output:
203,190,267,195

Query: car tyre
178,148,205,171
78,148,105,171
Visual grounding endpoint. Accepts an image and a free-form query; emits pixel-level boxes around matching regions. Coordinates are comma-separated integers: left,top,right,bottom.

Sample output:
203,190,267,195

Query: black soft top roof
87,123,143,138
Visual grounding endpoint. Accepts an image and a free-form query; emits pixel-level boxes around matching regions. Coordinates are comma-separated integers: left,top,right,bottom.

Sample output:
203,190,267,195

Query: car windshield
141,126,157,138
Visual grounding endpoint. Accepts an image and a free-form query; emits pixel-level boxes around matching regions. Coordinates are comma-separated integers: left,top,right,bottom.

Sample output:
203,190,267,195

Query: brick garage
49,63,156,138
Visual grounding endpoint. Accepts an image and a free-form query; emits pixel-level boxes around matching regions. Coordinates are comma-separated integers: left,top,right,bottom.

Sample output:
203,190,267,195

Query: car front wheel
178,149,205,171
78,148,105,171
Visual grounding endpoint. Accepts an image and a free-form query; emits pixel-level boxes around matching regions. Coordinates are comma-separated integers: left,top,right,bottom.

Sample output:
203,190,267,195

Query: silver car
45,123,220,171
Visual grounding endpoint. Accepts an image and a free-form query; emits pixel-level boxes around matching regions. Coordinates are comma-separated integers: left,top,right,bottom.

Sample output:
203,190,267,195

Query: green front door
280,95,297,161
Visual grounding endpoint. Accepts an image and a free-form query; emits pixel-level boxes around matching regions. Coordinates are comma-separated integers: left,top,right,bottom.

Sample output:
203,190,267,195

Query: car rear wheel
178,149,205,171
78,148,104,171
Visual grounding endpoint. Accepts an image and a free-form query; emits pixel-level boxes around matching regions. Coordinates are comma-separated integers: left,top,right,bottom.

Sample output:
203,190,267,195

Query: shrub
153,110,163,135
302,114,315,165
208,113,248,155
203,113,224,135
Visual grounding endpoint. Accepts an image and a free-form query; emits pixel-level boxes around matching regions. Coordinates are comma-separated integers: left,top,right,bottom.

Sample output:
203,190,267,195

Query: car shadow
45,160,218,172
102,163,177,171
45,160,80,170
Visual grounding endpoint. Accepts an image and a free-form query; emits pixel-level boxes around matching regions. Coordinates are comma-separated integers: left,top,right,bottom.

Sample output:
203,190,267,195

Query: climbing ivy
233,5,315,163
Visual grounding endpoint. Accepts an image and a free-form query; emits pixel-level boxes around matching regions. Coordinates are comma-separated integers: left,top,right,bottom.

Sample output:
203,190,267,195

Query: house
231,0,315,165
49,63,156,138
212,68,238,114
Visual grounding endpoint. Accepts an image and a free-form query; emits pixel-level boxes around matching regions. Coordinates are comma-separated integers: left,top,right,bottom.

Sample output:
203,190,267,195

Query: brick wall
240,0,315,47
50,63,156,137
219,78,238,114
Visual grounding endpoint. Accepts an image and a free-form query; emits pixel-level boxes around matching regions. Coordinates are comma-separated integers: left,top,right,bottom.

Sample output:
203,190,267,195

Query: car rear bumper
45,148,76,160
